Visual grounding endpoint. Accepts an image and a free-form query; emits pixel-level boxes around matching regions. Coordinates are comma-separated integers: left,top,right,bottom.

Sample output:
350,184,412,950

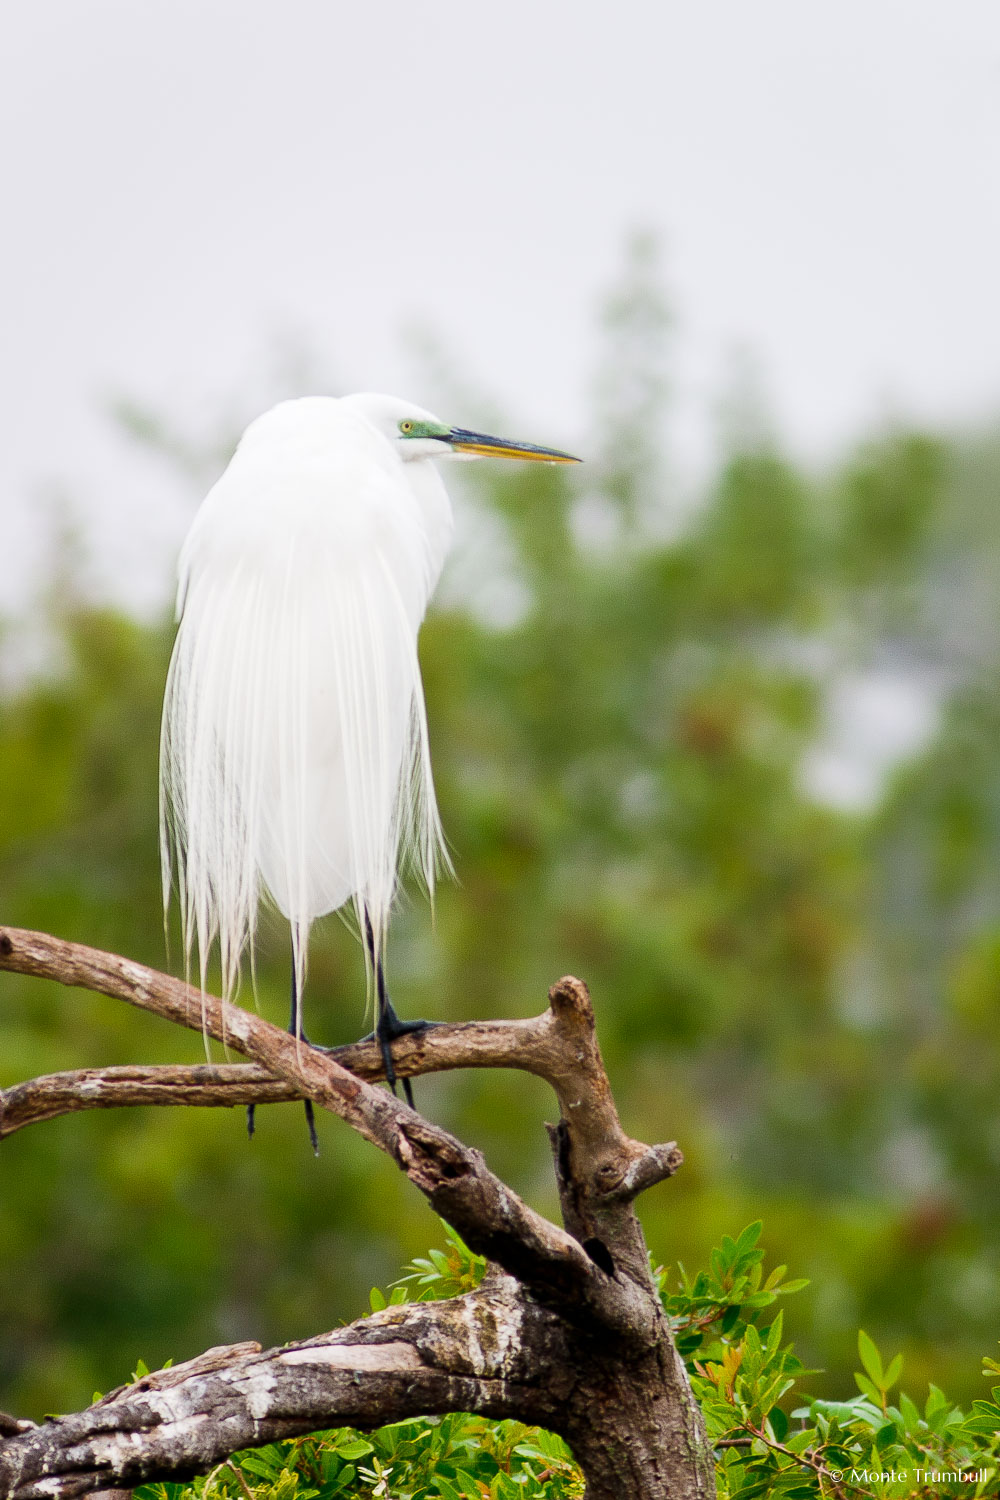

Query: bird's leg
288,966,320,1155
367,915,410,1109
245,966,319,1155
361,912,436,1111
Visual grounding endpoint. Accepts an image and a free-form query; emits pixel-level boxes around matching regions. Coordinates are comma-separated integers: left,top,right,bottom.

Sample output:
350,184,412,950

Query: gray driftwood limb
0,926,713,1500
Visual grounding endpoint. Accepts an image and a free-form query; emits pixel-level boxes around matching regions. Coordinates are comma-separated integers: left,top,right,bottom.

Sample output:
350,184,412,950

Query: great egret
160,392,579,1144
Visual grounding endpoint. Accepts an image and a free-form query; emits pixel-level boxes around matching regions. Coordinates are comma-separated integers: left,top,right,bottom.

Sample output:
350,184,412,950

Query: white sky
2,0,1000,615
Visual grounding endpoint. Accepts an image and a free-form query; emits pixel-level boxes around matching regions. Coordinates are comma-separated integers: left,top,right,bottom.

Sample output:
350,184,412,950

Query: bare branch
604,1141,685,1202
0,1066,297,1139
0,1291,564,1500
0,932,679,1212
0,928,654,1335
0,933,608,1098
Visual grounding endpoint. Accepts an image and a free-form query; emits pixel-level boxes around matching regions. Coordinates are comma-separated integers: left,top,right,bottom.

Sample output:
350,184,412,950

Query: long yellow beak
446,427,581,464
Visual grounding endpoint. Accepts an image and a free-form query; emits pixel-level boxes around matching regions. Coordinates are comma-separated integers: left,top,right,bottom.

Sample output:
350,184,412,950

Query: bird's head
345,393,581,466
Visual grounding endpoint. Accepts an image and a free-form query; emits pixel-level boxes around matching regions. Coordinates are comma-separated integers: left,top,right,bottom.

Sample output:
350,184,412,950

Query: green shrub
136,1223,1000,1499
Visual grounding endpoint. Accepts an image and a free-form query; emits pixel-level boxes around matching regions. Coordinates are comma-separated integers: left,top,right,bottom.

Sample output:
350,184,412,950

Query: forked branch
0,926,712,1500
0,928,671,1328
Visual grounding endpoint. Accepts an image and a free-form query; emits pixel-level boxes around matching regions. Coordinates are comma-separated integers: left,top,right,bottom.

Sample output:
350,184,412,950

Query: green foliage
391,1225,487,1303
137,1419,583,1500
657,1220,809,1361
837,431,946,590
673,1231,1000,1497
133,1225,1000,1500
6,250,1000,1418
366,1225,485,1313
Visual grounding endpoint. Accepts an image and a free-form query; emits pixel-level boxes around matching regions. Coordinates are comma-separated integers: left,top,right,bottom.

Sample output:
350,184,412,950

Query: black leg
246,962,319,1155
288,966,320,1155
363,912,434,1110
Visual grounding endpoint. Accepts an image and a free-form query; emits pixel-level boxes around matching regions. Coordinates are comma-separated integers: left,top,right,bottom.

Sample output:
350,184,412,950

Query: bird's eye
399,420,414,434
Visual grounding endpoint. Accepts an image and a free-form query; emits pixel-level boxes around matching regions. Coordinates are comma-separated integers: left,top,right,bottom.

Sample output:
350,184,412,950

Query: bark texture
0,926,714,1500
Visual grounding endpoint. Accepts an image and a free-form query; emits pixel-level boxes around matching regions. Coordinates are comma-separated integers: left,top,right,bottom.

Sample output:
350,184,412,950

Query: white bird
160,392,578,1138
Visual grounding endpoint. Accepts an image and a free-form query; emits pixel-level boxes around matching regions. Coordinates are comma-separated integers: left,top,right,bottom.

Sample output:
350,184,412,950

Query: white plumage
161,394,453,1011
159,391,577,1047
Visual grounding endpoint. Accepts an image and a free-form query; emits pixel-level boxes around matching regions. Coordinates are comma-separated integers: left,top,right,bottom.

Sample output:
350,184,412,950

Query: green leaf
858,1329,884,1386
490,1473,522,1500
734,1221,764,1255
720,1304,742,1334
898,1391,922,1430
854,1372,882,1404
882,1352,903,1389
448,1470,482,1495
334,1439,374,1460
743,1323,762,1358
810,1396,880,1424
875,1418,898,1450
925,1383,951,1426
963,1414,1000,1435
238,1455,284,1479
368,1286,387,1312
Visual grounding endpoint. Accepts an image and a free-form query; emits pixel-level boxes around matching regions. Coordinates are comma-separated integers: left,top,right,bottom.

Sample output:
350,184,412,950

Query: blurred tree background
3,239,1000,1420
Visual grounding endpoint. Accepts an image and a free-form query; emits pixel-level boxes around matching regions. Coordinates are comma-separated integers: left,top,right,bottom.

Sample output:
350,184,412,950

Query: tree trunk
561,1338,713,1499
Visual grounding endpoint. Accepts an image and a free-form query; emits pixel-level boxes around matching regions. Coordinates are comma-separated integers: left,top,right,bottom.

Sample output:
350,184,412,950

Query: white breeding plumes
159,392,578,1050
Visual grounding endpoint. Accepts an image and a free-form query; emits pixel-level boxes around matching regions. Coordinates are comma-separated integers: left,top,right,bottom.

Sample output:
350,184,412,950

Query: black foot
360,1002,438,1110
361,909,434,1110
359,1008,436,1044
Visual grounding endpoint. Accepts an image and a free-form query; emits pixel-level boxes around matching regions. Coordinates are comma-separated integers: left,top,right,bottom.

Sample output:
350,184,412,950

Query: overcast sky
3,0,999,616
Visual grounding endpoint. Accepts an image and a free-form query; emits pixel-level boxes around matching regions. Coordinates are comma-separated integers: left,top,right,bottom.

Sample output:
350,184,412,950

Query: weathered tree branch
0,1064,299,1137
0,930,655,1149
0,928,665,1331
0,1274,711,1500
0,1061,682,1207
0,926,713,1499
0,1287,563,1499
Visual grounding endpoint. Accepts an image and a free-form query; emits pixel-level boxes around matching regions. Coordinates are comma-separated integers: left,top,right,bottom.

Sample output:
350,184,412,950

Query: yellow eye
399,419,414,434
